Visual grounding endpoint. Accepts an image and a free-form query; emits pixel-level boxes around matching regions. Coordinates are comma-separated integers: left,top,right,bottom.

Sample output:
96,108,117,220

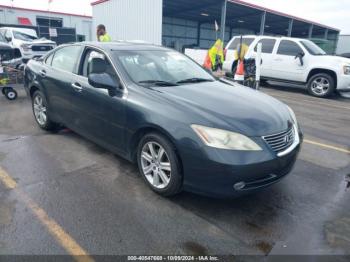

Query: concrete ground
0,84,349,259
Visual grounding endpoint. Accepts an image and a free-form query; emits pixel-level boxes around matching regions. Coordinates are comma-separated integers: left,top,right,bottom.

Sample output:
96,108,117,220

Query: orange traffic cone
234,60,245,81
203,53,212,70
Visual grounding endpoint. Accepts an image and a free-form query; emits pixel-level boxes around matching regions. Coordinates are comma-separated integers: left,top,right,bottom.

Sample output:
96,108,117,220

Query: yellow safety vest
208,39,224,69
99,33,112,42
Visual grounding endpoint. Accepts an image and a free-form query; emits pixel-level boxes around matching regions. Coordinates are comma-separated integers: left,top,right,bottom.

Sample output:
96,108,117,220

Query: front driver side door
69,48,126,155
270,40,306,82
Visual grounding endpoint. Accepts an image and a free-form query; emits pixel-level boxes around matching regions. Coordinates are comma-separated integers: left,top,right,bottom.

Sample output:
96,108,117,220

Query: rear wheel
137,133,182,196
307,73,335,98
32,90,59,131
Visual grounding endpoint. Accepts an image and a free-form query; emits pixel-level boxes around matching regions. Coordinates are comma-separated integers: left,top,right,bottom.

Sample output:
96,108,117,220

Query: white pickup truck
223,35,350,97
0,27,56,63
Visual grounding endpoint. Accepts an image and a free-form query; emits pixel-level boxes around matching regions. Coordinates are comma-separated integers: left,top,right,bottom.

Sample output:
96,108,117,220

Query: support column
197,22,201,47
260,11,266,35
324,28,329,40
220,0,227,41
287,19,293,37
308,24,313,39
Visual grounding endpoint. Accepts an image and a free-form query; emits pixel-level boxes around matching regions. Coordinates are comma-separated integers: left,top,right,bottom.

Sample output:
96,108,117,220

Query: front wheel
307,73,335,98
32,90,59,131
137,133,182,196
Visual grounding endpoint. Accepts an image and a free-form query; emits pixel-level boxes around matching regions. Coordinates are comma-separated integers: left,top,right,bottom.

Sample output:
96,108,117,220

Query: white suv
223,35,350,97
0,27,56,63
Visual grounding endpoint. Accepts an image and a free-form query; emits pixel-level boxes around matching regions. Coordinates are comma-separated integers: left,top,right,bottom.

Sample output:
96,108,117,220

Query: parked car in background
0,27,56,63
24,42,302,198
0,33,23,68
223,35,350,97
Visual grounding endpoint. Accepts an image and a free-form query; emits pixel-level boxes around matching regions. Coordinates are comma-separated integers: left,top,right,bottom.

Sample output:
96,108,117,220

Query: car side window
277,40,303,56
254,39,276,54
51,46,83,74
5,30,12,40
45,52,54,65
228,38,254,50
81,49,117,79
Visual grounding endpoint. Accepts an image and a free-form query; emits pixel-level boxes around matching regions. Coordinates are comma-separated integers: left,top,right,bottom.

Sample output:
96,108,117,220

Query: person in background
96,24,112,42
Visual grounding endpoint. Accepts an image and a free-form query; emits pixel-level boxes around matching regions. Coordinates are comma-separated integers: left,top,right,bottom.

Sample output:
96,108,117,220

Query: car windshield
13,30,38,42
300,40,326,55
0,33,6,43
113,50,215,86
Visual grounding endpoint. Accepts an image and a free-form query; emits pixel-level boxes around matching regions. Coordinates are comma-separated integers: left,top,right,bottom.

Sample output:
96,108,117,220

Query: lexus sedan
24,42,302,198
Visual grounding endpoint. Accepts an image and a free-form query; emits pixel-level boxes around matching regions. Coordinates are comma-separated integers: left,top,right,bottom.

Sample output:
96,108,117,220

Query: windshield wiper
138,80,178,86
176,78,214,84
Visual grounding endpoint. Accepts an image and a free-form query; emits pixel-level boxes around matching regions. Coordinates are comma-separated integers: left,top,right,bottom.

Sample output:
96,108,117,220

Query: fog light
233,181,245,190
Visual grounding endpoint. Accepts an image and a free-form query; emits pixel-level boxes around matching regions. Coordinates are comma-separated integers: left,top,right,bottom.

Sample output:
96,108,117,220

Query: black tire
307,73,335,98
1,87,7,95
32,90,59,131
137,132,183,196
4,88,17,100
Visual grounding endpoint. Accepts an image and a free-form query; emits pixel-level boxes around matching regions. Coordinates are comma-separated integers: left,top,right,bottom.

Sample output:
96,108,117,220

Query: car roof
76,41,170,52
231,34,309,42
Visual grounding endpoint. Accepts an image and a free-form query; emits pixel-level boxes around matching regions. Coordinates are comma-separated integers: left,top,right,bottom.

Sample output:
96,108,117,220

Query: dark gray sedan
24,42,302,197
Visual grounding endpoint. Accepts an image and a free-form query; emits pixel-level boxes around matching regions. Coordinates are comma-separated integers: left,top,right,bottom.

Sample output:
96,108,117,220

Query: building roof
91,0,339,32
0,4,92,19
229,0,339,31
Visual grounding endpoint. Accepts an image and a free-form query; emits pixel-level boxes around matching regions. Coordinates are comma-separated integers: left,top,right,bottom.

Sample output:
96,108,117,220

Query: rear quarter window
254,39,276,54
228,38,255,50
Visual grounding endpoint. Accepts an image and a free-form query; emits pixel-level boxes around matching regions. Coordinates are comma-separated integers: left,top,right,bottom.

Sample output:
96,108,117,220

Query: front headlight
287,106,298,129
343,65,350,75
191,124,262,151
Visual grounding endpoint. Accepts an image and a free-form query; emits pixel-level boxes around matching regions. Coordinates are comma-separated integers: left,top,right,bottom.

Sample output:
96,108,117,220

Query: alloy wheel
140,141,171,189
33,95,47,126
311,77,330,95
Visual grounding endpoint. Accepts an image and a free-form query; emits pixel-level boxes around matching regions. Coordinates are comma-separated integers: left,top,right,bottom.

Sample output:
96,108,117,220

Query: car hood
157,81,292,137
317,55,350,64
16,39,56,45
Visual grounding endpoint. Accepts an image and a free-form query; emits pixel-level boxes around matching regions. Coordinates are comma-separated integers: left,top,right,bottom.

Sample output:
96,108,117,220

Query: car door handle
71,82,83,92
40,70,46,77
274,58,283,61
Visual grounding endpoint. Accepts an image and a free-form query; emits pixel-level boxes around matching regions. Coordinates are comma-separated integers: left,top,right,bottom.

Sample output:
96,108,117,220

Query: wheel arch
307,68,337,88
29,85,40,98
129,125,183,174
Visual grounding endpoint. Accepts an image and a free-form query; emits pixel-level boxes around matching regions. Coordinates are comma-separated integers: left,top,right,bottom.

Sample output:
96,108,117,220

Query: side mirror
5,36,12,42
295,52,305,66
88,73,121,96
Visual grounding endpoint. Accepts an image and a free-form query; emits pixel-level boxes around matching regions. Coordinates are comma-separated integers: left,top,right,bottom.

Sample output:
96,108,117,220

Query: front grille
263,127,295,154
32,45,53,52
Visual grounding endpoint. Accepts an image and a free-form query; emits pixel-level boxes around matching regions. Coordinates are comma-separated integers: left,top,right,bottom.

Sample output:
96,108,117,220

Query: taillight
224,48,227,60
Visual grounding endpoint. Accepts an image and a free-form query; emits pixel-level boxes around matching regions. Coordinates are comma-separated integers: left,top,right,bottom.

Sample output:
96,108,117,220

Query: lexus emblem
284,135,290,144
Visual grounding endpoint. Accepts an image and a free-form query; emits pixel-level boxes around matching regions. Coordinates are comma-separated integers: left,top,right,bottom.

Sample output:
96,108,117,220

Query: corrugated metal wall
92,0,162,44
162,16,255,51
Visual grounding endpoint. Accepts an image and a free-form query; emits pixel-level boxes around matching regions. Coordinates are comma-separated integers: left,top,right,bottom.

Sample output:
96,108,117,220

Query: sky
0,0,348,33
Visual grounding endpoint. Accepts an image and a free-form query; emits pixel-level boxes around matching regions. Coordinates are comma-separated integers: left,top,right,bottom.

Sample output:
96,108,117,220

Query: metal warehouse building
92,0,340,53
0,4,92,43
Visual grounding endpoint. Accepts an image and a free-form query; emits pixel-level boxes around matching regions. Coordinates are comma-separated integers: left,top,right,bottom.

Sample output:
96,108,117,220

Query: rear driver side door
43,45,84,126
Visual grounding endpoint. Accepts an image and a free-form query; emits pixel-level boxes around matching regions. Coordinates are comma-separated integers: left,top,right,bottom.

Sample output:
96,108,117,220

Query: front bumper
180,131,303,198
337,74,350,92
